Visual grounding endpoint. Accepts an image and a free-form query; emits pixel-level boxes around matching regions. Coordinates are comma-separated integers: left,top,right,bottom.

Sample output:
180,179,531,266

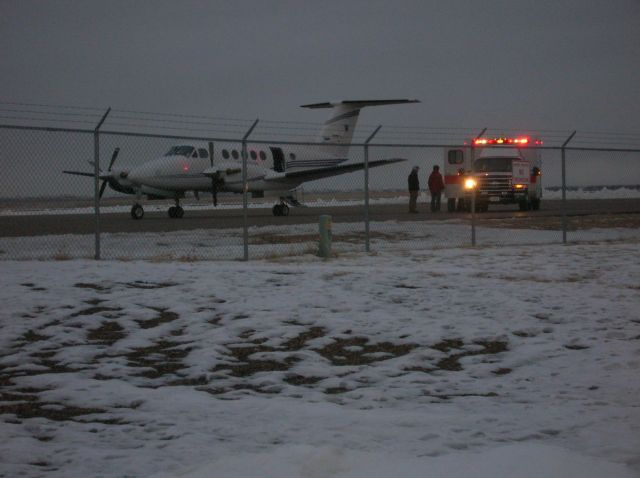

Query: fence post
241,119,259,261
364,125,382,253
93,108,111,260
470,128,487,247
561,131,577,244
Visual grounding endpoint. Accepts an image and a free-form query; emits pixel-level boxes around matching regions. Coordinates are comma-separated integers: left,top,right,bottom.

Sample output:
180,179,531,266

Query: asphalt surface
1,198,639,238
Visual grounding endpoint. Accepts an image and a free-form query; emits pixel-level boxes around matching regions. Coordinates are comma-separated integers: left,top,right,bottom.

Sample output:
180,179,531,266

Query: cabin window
259,151,266,161
250,150,257,160
447,150,464,165
192,150,198,158
231,150,239,159
289,153,296,160
198,148,209,159
222,149,230,159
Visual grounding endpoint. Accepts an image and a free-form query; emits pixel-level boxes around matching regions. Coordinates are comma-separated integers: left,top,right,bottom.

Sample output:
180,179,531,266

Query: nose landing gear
131,204,144,220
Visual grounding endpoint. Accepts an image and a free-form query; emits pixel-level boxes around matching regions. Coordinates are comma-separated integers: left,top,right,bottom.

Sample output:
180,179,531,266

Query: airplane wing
278,158,406,182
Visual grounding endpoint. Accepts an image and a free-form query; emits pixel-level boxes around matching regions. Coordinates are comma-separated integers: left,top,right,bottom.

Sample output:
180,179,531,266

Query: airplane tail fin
301,99,419,156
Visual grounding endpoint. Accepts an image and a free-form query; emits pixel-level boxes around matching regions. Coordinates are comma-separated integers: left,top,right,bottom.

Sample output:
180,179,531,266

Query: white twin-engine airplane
64,99,419,219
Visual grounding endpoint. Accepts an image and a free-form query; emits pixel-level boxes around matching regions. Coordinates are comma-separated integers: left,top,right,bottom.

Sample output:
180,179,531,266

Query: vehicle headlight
464,178,477,190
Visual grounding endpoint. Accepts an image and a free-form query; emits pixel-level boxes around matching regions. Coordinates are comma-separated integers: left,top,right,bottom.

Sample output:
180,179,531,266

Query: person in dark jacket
408,166,420,213
428,165,445,212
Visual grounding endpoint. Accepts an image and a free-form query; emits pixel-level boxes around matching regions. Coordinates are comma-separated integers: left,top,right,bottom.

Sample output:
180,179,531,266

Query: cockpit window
165,146,195,157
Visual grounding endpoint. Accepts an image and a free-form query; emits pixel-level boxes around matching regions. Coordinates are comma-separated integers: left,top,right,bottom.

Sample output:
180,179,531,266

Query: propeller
99,147,120,199
208,142,218,207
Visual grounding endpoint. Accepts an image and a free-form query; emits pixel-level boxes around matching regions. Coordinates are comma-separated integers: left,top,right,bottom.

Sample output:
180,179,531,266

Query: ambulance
443,137,543,212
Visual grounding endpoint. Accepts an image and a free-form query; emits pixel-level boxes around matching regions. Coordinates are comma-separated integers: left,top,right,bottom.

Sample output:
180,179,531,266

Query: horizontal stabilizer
301,99,420,109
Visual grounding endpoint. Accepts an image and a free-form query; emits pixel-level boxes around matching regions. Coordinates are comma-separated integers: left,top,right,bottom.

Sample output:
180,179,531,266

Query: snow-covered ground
2,219,640,261
1,238,639,477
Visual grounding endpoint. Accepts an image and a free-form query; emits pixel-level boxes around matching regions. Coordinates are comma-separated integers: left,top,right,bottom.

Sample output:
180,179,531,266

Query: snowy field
1,238,639,477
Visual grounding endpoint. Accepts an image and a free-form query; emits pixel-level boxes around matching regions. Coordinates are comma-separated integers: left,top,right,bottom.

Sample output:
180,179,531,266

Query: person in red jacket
428,165,445,212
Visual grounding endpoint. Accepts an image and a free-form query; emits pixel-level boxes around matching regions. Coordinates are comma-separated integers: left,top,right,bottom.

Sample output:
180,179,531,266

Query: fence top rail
1,123,639,153
0,123,94,134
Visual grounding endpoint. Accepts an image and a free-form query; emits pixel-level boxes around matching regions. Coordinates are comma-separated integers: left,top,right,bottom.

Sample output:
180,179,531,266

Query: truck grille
476,174,510,194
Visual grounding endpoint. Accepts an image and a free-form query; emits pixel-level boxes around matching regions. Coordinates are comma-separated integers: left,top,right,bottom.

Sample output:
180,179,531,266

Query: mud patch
126,340,191,379
74,283,110,291
71,306,122,318
316,337,417,366
434,339,509,372
136,308,180,329
124,281,177,289
87,321,126,345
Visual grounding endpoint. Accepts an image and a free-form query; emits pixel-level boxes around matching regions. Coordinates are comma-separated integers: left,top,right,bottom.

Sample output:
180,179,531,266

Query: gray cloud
1,0,639,132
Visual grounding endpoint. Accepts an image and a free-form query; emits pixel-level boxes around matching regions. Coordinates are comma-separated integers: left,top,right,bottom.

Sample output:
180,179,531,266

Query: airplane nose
127,166,143,184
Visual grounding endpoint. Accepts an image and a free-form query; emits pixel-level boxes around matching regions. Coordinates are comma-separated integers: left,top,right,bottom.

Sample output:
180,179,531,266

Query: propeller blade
99,180,108,199
107,147,120,171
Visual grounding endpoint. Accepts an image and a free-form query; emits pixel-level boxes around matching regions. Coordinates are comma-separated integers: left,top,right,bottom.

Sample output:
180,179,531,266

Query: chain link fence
1,124,639,261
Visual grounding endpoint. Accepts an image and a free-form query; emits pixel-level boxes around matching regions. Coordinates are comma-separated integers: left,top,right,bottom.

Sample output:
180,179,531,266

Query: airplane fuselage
126,143,347,196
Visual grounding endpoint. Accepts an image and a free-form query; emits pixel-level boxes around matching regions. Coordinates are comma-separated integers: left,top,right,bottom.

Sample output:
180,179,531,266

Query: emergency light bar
473,137,532,146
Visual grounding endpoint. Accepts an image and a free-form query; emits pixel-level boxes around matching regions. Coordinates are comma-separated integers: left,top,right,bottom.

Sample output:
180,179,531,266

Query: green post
318,215,332,258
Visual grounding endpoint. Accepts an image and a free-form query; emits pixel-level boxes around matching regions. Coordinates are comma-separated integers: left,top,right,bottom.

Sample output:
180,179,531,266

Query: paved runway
1,198,639,237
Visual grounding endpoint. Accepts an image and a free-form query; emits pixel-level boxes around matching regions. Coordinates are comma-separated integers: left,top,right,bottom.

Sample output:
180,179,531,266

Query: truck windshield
473,157,513,172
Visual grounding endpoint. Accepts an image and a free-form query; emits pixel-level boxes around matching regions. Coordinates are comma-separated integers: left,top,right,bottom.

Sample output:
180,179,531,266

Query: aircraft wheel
168,206,176,218
272,204,282,216
131,204,144,220
281,204,289,216
175,206,184,218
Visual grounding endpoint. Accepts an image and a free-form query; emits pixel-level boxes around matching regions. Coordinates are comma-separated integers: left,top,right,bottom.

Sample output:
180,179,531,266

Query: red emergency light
473,137,532,146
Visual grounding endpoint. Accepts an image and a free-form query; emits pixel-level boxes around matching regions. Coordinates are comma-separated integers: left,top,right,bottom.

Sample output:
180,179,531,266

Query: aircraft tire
281,204,289,216
272,204,282,216
168,206,176,218
175,206,184,218
131,204,144,220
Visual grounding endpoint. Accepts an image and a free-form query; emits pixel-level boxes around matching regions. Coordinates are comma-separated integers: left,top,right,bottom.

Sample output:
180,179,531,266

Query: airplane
64,99,419,219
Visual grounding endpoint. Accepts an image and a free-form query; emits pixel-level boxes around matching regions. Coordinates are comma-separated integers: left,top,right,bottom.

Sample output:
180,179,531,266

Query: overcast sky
1,0,639,135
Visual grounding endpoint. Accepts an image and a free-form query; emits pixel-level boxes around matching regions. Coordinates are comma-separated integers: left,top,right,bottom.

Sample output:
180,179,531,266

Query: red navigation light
183,165,189,171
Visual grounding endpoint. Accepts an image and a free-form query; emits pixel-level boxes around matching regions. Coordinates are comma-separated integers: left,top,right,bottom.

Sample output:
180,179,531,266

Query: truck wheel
447,198,456,212
531,198,540,210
